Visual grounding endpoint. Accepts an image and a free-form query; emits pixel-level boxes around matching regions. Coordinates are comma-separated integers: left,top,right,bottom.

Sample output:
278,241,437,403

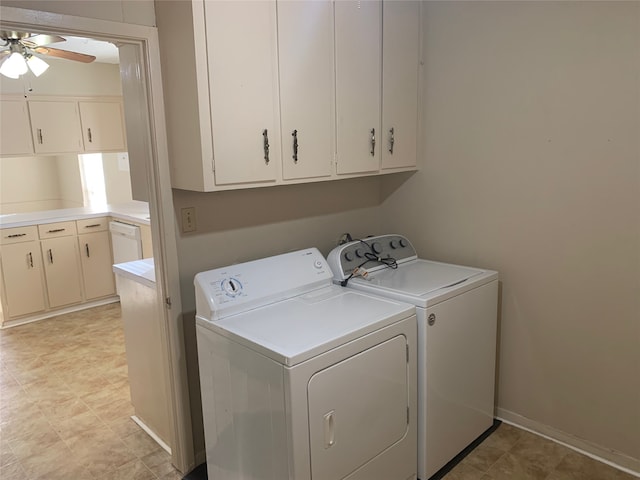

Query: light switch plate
181,207,197,233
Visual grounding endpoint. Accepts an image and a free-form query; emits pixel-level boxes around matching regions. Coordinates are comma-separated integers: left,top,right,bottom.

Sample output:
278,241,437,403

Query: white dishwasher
109,221,142,264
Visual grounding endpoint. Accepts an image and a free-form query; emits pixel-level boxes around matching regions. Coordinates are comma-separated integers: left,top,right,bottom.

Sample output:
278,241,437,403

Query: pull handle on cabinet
27,252,34,268
85,243,90,258
389,127,395,154
37,128,43,145
370,128,376,156
87,128,93,143
262,129,270,164
292,129,299,163
48,249,53,264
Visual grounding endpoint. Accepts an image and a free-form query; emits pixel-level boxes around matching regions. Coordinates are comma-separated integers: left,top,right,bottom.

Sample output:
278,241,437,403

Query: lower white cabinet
41,236,84,309
0,232,46,318
79,231,116,300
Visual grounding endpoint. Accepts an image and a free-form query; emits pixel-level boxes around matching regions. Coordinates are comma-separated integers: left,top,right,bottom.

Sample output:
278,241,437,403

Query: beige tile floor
2,304,638,480
0,303,182,480
442,423,638,480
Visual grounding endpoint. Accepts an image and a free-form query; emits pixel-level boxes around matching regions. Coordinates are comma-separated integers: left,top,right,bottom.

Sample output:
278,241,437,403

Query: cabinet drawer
77,217,109,233
0,226,39,244
38,221,77,239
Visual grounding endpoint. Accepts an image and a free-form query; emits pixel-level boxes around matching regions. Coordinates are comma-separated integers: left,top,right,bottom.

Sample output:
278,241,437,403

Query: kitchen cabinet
39,222,83,309
335,0,382,175
0,227,46,319
204,0,280,186
278,0,334,180
0,99,34,156
381,1,420,170
28,100,84,154
156,0,420,192
79,101,127,152
77,217,116,300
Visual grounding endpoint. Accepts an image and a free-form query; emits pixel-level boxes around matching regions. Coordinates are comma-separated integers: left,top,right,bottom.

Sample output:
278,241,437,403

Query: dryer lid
196,286,414,366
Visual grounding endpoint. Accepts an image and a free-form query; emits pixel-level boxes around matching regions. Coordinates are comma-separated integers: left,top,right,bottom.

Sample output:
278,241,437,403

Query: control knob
344,251,354,262
222,278,242,297
399,238,407,248
371,242,382,254
355,248,364,258
390,240,398,249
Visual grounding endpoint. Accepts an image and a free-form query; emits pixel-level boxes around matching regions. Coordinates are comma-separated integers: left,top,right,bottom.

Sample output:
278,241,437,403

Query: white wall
103,153,133,205
0,156,63,213
0,0,155,26
381,1,640,469
0,58,122,97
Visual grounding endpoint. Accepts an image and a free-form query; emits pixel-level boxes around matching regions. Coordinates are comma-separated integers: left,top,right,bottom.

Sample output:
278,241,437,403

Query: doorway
0,5,193,474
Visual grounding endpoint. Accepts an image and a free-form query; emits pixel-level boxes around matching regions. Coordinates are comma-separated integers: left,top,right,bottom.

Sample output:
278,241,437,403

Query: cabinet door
204,0,280,186
0,100,34,156
278,0,334,180
0,242,46,318
28,100,83,154
335,0,382,175
382,1,420,170
78,231,116,300
41,236,83,308
79,101,127,152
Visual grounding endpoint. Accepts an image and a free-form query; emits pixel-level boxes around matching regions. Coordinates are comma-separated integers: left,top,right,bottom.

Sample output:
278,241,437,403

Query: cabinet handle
292,129,299,163
47,228,65,233
7,233,27,238
85,243,90,258
262,129,270,164
389,127,395,154
37,128,43,144
84,224,101,228
87,128,93,143
48,249,53,264
28,252,34,268
370,128,376,156
324,411,335,448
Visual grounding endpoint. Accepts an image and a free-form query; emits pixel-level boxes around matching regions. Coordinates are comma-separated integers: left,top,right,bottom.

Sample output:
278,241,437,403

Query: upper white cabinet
382,1,421,170
79,101,127,152
335,0,383,175
29,100,84,154
204,0,280,186
0,99,34,156
278,1,334,181
156,0,420,192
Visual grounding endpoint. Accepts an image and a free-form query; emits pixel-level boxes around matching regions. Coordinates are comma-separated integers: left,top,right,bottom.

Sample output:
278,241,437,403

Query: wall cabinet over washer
156,0,421,192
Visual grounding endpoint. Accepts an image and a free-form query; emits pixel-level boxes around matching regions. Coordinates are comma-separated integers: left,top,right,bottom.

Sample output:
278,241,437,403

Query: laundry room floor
0,305,635,480
0,303,182,480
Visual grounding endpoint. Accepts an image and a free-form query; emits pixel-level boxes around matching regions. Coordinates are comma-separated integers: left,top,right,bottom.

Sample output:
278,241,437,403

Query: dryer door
308,334,409,479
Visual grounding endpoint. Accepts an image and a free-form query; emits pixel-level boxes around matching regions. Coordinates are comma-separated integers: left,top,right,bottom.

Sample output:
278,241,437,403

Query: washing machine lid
348,259,492,307
196,285,414,366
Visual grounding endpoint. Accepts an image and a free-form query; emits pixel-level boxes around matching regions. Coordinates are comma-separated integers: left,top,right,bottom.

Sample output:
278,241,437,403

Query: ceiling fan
0,31,96,79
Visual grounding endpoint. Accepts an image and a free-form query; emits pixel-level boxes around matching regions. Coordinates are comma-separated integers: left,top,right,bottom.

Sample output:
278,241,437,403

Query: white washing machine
327,235,498,479
194,248,418,480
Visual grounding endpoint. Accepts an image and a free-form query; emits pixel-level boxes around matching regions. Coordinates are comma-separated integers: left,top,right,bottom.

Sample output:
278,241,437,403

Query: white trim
0,5,193,474
496,408,640,478
131,415,172,455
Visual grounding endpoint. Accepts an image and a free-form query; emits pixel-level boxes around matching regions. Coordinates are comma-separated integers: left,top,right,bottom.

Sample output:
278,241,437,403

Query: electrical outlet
181,207,197,233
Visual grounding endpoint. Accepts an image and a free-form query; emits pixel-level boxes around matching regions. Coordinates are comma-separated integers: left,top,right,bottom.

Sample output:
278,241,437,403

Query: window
78,153,107,207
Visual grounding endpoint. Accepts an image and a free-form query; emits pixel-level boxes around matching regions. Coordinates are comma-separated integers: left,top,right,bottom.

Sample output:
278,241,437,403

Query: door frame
0,6,194,473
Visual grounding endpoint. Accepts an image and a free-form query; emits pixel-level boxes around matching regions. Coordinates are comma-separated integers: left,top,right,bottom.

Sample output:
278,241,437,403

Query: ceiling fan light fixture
26,54,49,77
0,51,28,78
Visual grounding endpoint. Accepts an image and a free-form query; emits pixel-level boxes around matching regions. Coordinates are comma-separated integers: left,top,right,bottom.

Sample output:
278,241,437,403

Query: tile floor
1,304,637,480
0,303,182,480
442,423,638,480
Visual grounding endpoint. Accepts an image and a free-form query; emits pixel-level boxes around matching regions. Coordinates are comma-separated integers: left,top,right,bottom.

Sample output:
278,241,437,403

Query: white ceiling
49,36,120,64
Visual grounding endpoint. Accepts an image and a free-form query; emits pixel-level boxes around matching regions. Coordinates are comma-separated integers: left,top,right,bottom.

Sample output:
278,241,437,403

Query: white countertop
0,201,150,229
113,258,156,289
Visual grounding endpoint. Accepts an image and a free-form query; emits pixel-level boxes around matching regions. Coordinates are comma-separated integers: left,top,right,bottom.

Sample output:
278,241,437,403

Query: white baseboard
131,415,172,455
496,408,640,478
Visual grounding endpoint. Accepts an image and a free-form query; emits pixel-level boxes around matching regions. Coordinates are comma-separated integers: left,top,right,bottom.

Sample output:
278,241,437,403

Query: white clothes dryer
194,248,418,480
328,235,499,479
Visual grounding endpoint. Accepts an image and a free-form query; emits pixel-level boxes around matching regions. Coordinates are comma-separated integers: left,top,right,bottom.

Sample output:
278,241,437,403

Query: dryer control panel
327,234,418,280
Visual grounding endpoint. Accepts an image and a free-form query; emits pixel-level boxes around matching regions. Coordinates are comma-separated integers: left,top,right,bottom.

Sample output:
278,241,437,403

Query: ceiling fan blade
33,46,96,63
22,34,66,48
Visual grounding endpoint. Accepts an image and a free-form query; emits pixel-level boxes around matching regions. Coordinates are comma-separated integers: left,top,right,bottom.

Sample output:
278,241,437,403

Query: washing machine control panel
327,234,418,280
195,248,333,321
